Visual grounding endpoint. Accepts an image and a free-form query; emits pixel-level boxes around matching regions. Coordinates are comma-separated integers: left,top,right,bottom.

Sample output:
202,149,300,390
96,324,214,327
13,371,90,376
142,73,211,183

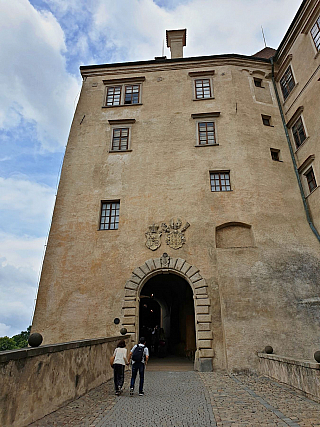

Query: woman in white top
112,340,128,395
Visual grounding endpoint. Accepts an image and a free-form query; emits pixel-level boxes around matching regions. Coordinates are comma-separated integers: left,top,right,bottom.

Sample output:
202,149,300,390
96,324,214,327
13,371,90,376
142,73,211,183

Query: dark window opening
292,117,306,149
262,115,271,126
280,66,295,100
305,168,317,193
254,78,263,87
270,148,280,161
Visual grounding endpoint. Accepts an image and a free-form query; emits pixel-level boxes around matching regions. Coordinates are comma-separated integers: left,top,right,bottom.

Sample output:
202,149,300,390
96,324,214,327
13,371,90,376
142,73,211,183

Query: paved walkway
30,369,320,427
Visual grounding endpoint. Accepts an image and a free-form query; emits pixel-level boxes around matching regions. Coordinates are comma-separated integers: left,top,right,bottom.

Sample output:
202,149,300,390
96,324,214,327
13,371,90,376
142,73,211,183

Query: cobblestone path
29,371,320,427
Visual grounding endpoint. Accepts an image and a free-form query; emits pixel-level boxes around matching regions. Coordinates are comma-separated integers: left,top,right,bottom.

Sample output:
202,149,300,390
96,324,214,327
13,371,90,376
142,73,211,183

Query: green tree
12,326,31,349
0,336,17,351
0,326,31,351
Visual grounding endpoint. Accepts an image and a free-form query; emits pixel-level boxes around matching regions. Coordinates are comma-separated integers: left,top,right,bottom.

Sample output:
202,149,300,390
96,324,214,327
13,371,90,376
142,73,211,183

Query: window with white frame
311,15,320,51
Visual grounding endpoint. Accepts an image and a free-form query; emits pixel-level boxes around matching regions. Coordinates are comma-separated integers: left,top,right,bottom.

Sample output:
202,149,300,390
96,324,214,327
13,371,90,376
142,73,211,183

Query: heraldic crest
145,223,162,251
145,218,190,250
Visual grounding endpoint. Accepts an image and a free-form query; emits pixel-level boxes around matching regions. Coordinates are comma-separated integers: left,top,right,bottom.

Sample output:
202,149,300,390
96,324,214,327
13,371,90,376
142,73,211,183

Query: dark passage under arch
139,273,196,360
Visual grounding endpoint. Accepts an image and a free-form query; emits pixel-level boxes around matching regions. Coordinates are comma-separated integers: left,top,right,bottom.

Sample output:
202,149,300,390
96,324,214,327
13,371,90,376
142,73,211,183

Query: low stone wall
258,353,320,402
0,335,131,427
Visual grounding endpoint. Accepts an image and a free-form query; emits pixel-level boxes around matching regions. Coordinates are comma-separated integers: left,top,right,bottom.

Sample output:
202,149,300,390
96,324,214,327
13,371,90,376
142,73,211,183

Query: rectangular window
292,117,306,149
112,128,129,151
305,168,317,193
198,122,216,145
100,201,120,230
210,172,231,192
124,85,140,104
280,66,295,100
195,79,212,99
311,16,320,51
254,78,263,87
106,86,121,106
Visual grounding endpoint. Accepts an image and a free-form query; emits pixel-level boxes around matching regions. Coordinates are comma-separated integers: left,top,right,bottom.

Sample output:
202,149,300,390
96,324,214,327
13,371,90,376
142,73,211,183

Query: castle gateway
32,0,320,372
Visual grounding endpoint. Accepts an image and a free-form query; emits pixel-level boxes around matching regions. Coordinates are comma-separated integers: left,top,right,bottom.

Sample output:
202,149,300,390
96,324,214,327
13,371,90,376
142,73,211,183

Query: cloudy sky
0,0,302,337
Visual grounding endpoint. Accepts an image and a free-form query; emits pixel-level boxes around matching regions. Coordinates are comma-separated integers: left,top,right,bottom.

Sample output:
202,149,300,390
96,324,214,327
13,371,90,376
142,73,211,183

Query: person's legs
130,363,138,390
113,364,121,393
138,362,145,394
119,365,125,390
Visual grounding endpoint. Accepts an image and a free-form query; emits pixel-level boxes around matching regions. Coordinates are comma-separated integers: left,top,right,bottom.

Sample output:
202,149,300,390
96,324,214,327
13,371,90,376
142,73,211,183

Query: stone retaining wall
0,335,131,427
258,353,320,402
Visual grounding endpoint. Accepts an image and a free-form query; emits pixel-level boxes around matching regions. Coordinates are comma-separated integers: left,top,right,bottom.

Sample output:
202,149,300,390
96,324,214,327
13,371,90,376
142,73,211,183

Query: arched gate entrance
121,253,214,371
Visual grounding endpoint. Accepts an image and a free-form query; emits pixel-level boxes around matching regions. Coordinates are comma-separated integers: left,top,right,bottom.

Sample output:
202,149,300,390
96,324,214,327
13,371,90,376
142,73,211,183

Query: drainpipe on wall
270,57,320,243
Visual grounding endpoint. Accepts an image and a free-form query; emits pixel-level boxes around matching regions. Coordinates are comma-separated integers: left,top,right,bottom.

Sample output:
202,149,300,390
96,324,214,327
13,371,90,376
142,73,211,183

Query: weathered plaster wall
258,353,320,402
32,55,320,372
0,336,130,427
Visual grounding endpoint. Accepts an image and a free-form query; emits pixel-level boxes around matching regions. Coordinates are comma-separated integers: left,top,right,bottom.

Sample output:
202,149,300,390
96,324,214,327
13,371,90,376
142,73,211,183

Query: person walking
111,340,129,395
128,337,149,396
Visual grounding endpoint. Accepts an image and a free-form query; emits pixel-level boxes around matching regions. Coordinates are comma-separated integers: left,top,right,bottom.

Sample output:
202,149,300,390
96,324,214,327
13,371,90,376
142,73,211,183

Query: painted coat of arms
162,218,190,250
145,224,162,251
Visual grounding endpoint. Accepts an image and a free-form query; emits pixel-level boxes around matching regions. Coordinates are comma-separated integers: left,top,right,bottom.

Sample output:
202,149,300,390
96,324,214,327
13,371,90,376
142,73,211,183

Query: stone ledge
0,335,130,363
257,353,320,370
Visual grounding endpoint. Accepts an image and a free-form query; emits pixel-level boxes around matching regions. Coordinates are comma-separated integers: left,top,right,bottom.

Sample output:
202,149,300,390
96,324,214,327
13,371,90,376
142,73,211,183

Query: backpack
131,344,145,362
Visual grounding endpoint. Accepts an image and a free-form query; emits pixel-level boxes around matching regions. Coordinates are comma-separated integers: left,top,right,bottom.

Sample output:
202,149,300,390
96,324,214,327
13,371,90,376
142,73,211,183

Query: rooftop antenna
261,26,267,48
162,39,164,57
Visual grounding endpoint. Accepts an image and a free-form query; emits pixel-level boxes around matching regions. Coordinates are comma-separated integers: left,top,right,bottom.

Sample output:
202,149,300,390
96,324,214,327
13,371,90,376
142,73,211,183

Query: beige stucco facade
32,0,320,372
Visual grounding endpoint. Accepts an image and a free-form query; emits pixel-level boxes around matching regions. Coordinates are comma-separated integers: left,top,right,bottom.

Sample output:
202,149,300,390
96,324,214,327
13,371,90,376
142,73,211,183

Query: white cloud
0,0,80,151
0,177,55,225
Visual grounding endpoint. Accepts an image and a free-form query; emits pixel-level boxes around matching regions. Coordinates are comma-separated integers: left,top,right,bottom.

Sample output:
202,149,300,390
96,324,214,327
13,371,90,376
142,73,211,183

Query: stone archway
121,253,214,371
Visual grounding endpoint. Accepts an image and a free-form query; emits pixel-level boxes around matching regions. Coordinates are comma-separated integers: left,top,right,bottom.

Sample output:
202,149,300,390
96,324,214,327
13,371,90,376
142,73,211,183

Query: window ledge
211,190,233,193
283,82,299,105
193,97,215,101
195,144,219,147
263,125,274,127
102,104,143,108
109,149,132,153
306,185,319,198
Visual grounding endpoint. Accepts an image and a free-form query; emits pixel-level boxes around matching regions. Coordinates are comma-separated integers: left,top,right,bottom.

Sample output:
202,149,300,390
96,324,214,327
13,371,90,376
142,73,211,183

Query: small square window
280,66,295,100
305,168,317,193
210,171,231,192
198,122,216,145
292,117,307,149
112,128,129,151
254,78,263,87
100,201,120,230
262,115,271,126
195,79,212,99
270,148,280,161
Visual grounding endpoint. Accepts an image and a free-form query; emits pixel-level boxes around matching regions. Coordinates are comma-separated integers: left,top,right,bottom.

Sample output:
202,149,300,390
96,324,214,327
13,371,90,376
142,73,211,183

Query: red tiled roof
252,47,276,59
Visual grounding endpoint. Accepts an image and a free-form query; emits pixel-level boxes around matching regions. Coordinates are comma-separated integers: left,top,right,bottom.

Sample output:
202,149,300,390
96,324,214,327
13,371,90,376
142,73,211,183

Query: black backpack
131,344,145,362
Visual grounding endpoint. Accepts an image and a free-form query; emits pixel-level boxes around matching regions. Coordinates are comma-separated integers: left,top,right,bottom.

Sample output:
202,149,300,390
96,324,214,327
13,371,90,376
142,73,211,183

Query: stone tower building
32,0,320,372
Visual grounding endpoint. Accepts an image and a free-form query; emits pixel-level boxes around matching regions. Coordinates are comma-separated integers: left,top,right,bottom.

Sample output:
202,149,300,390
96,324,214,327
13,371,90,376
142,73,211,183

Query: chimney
166,29,187,59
